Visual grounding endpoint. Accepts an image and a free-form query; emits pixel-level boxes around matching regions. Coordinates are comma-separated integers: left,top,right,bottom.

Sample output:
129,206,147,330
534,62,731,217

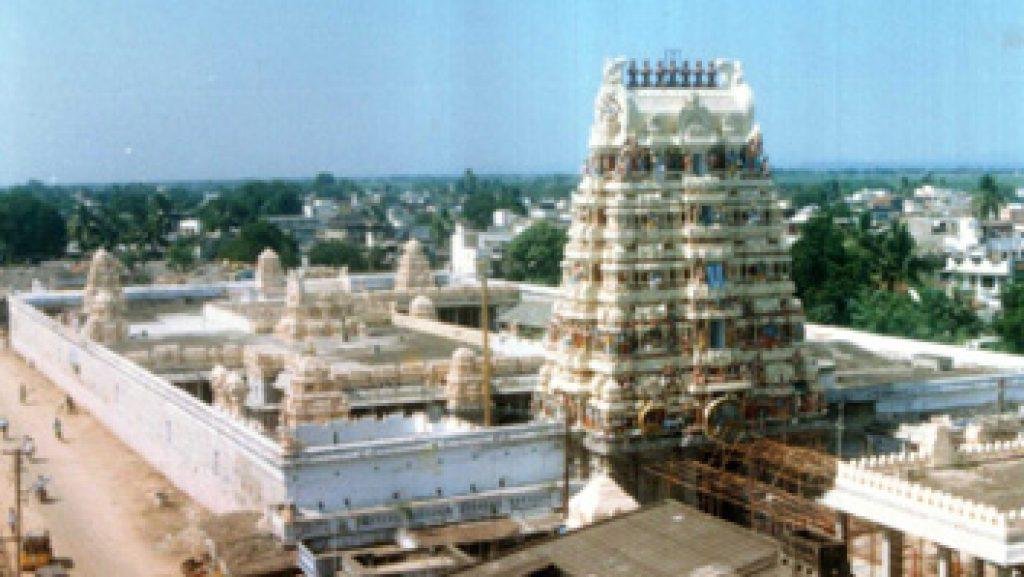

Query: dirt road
0,348,204,576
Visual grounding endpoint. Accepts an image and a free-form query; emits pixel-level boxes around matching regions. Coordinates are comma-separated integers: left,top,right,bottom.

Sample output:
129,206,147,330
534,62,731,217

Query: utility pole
836,401,846,460
997,377,1007,414
4,445,26,575
561,392,571,517
479,261,493,427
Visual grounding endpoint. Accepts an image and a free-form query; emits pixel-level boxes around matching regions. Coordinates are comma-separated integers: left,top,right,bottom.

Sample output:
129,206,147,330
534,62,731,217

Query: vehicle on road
20,531,53,572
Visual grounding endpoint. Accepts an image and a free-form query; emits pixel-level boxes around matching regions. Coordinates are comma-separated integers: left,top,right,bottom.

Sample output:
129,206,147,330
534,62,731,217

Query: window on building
706,263,726,288
693,153,706,175
709,320,726,349
699,205,717,225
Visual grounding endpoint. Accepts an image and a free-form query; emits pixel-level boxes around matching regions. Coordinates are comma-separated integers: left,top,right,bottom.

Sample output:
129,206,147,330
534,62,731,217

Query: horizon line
2,164,1023,189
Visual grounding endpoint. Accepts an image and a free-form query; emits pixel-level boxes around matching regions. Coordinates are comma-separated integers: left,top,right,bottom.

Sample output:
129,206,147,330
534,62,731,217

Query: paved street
0,347,203,576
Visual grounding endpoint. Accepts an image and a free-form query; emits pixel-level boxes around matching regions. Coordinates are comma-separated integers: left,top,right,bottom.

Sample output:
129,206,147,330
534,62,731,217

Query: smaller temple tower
394,239,434,291
210,365,249,419
445,347,490,421
280,346,348,428
81,248,128,346
275,270,309,341
255,248,286,299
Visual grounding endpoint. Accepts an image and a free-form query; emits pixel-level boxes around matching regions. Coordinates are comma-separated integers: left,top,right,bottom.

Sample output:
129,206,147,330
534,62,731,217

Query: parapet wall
8,295,286,514
807,324,1024,371
834,448,1024,536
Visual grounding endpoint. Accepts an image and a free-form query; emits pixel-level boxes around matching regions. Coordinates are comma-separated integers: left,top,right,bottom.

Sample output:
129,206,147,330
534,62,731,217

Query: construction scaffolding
644,438,916,577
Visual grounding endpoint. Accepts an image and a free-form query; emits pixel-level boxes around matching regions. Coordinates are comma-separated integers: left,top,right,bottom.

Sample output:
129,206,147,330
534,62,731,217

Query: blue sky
1,0,1022,184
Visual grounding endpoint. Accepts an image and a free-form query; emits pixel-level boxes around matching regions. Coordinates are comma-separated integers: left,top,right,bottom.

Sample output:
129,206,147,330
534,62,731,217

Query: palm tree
973,174,1003,220
873,221,932,292
144,193,173,253
68,203,104,253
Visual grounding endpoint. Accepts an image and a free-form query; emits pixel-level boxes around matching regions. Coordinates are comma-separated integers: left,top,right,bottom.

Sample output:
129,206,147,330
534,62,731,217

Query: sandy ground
0,347,206,576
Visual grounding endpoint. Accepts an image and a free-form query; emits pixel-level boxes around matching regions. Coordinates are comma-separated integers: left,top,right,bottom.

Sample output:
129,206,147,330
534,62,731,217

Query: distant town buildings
449,205,569,284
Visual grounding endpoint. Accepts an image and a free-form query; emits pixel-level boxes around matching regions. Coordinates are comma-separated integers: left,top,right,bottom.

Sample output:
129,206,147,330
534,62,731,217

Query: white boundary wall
8,294,565,543
806,324,1024,372
8,295,287,514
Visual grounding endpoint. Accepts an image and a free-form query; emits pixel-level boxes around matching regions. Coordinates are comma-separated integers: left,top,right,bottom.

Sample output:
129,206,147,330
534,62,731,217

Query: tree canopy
790,212,869,324
993,283,1024,353
849,287,981,343
307,239,368,270
0,193,67,264
500,221,567,286
166,238,199,272
216,221,299,267
791,210,968,342
199,180,303,232
973,173,1005,220
458,169,527,229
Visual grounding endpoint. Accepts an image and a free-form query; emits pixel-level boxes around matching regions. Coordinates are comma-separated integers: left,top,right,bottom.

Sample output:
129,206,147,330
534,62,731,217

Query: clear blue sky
1,0,1022,184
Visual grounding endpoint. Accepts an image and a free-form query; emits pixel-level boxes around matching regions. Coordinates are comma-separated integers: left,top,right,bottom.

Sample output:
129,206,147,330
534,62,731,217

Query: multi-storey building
538,57,822,455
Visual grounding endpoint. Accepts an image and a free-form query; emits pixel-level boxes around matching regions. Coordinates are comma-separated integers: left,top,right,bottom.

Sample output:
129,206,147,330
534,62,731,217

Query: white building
941,247,1022,315
823,420,1024,577
449,216,542,284
178,218,203,237
303,196,341,222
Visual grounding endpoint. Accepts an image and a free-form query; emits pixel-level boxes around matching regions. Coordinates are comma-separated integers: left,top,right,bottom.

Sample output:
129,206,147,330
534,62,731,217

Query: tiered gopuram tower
538,58,822,456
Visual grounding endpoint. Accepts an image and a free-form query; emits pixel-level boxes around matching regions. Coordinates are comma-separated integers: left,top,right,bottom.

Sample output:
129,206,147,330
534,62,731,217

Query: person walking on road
18,382,26,404
53,416,62,442
6,507,14,536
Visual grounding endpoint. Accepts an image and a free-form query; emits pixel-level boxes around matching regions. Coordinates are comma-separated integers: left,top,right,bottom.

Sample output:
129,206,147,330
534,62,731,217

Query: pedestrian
18,382,26,404
64,394,75,415
0,418,7,441
53,417,62,442
21,435,34,459
6,507,13,536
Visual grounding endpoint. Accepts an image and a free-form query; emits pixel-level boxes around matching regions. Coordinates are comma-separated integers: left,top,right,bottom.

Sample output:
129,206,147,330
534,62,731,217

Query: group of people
1,382,78,536
15,382,72,442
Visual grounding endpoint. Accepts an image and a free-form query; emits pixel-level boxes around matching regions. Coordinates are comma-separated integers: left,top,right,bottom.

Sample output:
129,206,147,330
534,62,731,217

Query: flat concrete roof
917,459,1024,510
455,500,780,577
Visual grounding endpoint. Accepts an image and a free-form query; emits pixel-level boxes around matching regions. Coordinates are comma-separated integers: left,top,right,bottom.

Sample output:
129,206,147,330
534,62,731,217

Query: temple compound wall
8,288,563,546
9,293,286,513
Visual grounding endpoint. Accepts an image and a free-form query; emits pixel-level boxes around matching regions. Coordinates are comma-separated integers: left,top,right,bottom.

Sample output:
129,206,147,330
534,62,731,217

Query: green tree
973,173,1004,220
366,246,389,271
166,238,199,272
68,203,106,252
458,169,527,229
307,240,368,270
427,212,454,249
869,221,934,292
143,193,173,253
850,287,980,343
500,221,567,285
217,221,299,266
199,180,303,232
314,172,336,188
993,283,1024,353
790,212,871,324
0,193,67,263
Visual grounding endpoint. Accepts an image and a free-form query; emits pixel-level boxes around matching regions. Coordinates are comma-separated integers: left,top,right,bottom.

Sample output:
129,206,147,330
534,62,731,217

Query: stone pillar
881,529,904,577
936,546,952,577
